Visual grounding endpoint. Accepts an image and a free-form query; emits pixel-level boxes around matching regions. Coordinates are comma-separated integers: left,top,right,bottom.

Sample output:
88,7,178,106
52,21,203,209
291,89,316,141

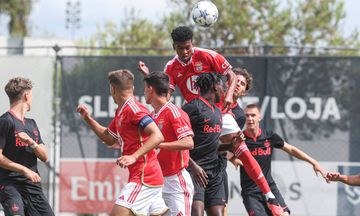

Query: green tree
0,0,34,37
84,0,359,55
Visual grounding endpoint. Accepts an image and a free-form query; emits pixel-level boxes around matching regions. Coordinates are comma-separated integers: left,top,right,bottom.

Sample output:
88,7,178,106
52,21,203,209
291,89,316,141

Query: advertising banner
59,159,129,213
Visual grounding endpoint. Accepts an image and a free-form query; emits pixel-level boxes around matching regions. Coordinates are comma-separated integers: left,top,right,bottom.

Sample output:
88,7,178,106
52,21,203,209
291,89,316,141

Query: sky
0,0,359,40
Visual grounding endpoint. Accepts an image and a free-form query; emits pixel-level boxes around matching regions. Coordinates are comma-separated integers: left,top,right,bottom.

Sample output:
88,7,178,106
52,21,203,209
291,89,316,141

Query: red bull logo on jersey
251,147,271,156
15,138,29,147
203,124,221,133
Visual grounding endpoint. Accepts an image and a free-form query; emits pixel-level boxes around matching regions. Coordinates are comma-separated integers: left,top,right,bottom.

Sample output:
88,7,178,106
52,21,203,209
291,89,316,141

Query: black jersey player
182,72,227,216
0,77,54,216
239,104,327,216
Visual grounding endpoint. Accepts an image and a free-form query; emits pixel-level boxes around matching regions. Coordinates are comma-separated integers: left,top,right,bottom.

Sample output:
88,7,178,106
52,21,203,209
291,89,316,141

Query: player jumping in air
138,26,286,216
77,70,168,216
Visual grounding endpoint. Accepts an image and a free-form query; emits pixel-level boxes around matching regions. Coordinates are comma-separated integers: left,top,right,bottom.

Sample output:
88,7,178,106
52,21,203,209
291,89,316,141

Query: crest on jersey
195,62,203,71
33,129,38,137
157,118,164,130
264,140,270,148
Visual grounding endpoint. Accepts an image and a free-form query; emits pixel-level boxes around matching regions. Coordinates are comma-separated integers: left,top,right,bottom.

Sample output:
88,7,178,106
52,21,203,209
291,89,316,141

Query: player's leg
204,169,226,216
191,180,206,216
113,182,167,216
162,169,194,216
0,185,25,216
23,192,54,216
242,193,269,216
220,114,272,196
271,186,290,216
110,205,135,216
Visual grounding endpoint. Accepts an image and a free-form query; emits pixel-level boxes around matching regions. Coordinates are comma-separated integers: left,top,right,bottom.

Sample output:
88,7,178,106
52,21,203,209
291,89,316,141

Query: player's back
108,97,163,186
153,101,193,176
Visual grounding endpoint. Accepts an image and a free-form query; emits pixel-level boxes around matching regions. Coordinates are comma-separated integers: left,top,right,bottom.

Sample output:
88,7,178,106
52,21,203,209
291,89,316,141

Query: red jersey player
77,70,168,216
139,26,285,215
143,71,194,216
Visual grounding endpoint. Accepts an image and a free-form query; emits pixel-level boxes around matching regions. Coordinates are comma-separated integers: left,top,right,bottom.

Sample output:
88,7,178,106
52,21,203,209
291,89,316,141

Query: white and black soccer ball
191,1,219,27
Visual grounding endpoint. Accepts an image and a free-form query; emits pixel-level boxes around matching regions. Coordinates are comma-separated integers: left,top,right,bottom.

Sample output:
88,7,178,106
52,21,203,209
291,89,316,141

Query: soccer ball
191,1,219,27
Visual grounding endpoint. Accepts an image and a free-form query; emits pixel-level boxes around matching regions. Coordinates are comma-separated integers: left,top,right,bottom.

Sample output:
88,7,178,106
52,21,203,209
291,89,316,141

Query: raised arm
223,70,236,111
282,142,327,180
327,172,360,186
77,104,116,146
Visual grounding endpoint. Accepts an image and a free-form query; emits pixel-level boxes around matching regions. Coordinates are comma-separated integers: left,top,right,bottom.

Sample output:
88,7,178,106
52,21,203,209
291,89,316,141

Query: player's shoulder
164,57,178,72
125,97,149,115
182,99,200,114
165,102,188,119
194,47,219,58
0,112,14,123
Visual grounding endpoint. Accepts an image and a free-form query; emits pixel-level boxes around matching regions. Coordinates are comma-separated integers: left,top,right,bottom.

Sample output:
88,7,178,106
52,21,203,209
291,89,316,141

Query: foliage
81,0,360,55
0,0,34,37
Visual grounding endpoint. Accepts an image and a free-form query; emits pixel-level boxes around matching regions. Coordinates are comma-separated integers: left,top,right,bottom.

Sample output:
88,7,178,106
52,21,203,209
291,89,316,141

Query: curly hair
171,26,193,43
5,77,33,104
232,67,253,91
195,72,222,95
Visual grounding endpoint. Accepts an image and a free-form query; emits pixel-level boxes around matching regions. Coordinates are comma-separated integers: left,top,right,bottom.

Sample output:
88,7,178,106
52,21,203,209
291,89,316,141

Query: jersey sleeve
270,132,285,149
33,120,44,145
164,62,176,91
205,50,232,75
170,111,194,140
107,118,118,139
0,117,10,149
131,108,152,127
182,103,199,129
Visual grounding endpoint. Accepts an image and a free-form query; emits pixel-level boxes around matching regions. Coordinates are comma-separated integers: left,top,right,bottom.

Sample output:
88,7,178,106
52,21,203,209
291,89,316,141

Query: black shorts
242,187,290,216
0,184,54,216
191,168,226,209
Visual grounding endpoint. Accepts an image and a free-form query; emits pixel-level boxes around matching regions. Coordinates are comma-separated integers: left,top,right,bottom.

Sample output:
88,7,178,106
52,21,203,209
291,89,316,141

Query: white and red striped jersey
152,101,194,176
164,47,232,102
108,96,164,187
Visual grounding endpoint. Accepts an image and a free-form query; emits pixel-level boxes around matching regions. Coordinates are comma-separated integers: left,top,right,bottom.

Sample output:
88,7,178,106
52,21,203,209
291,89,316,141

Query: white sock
265,191,275,200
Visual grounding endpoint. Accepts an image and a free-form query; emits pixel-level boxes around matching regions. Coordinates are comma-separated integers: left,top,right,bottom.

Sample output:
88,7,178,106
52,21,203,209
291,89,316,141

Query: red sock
236,142,271,194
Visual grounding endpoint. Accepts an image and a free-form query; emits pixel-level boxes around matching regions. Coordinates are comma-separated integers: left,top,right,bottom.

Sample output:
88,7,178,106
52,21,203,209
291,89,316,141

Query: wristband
30,142,39,149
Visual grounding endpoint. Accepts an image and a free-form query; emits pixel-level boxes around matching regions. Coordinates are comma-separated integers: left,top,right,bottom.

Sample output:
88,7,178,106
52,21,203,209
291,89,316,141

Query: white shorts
220,113,241,136
163,168,194,216
115,182,168,216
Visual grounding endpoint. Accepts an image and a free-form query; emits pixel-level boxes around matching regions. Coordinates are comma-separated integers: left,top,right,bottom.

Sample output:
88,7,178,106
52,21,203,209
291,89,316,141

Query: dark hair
245,103,260,112
171,26,193,43
195,72,222,95
5,77,33,104
232,67,253,91
108,69,134,91
143,71,169,97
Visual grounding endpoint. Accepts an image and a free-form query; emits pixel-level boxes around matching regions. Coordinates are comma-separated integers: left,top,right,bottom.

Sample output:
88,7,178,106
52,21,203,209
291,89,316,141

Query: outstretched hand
326,172,341,181
138,61,150,76
313,163,329,183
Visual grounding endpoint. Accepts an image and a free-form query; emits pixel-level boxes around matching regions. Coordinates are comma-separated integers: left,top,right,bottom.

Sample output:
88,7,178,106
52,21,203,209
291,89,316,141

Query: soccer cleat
266,198,284,216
